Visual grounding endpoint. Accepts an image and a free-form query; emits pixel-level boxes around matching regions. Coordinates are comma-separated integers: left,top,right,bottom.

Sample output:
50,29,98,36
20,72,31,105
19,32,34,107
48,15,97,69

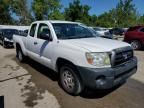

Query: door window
29,24,37,37
37,23,51,40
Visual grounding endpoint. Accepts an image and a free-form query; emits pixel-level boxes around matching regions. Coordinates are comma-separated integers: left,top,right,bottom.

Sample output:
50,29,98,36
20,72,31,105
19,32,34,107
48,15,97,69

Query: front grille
112,47,133,66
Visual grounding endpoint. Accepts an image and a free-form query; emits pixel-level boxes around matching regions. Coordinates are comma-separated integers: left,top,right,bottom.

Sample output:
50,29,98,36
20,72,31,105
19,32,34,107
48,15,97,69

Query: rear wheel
17,47,25,62
59,64,82,95
130,40,141,50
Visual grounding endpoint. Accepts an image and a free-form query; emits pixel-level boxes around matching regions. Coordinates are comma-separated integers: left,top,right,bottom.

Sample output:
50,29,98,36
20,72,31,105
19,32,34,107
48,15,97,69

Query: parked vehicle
0,29,18,48
88,27,104,37
124,26,144,50
91,27,113,39
13,21,137,95
18,29,28,37
109,28,125,36
24,29,28,34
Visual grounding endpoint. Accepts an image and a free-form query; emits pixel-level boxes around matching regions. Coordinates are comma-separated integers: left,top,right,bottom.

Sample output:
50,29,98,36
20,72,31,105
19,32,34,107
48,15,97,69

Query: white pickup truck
13,20,137,95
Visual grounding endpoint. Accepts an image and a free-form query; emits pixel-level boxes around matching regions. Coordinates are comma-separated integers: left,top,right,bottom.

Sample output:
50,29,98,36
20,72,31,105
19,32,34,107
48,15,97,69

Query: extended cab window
29,24,37,37
37,23,51,39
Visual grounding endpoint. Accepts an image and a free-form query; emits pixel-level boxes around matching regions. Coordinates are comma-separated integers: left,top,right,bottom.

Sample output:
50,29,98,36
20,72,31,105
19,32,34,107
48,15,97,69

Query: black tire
130,40,141,50
59,64,83,95
2,41,6,48
16,47,25,62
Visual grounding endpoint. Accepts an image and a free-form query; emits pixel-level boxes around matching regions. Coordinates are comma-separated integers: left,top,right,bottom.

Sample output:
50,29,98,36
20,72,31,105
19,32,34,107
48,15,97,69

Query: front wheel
3,41,6,48
59,64,83,95
130,40,141,50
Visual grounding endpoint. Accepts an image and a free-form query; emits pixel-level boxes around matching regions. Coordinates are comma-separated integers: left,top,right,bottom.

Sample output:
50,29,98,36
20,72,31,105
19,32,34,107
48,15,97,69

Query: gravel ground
0,46,60,108
0,45,144,108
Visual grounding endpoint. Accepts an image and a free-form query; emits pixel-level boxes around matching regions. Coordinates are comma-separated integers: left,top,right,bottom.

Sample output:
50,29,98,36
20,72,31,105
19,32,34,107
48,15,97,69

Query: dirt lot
0,46,144,108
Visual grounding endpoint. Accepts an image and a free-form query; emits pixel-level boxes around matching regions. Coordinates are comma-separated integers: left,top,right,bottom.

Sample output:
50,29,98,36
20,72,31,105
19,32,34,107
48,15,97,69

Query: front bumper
4,41,14,47
77,57,137,89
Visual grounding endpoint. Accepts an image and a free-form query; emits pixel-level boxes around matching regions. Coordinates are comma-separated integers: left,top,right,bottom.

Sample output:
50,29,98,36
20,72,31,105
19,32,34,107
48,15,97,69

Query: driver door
34,23,54,68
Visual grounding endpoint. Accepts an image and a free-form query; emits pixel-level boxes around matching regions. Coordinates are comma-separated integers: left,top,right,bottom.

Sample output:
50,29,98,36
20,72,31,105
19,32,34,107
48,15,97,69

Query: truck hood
62,37,130,52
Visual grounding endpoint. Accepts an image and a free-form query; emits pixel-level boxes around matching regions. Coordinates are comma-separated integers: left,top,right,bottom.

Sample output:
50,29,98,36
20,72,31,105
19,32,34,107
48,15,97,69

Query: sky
13,0,144,20
61,0,144,16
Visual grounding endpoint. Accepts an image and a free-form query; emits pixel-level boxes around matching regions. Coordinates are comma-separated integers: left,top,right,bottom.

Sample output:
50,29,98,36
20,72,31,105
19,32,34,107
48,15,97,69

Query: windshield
3,29,18,38
52,23,96,39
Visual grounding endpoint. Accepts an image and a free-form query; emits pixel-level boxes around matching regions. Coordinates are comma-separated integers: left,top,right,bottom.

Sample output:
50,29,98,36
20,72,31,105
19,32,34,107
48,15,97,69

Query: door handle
34,42,38,45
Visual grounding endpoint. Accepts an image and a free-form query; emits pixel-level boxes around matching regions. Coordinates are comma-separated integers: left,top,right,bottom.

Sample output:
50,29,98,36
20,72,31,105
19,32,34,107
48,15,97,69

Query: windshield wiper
76,35,95,38
59,35,95,40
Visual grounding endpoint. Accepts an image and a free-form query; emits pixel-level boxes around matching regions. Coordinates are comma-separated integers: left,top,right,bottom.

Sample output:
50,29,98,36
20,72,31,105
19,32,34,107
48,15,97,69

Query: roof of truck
34,20,80,24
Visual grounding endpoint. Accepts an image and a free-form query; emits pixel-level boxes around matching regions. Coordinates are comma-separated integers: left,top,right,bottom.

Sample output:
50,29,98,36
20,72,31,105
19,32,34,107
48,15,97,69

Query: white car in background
90,27,113,39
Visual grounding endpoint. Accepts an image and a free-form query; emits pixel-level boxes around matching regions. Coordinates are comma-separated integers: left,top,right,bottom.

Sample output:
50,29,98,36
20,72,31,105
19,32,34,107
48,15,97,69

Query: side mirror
40,32,52,41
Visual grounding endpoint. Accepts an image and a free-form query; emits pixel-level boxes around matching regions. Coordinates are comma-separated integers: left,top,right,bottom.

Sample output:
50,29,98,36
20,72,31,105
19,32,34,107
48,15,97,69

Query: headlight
4,38,13,42
4,38,10,41
86,52,111,68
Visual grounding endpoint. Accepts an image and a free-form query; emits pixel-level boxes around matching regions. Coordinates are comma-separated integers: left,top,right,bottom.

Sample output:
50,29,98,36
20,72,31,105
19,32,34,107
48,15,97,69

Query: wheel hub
62,70,74,90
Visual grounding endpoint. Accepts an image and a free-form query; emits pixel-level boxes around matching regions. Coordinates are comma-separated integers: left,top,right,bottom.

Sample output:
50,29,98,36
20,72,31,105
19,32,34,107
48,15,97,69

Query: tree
114,0,137,27
11,0,33,25
96,11,116,27
64,0,91,24
49,10,65,20
32,0,61,20
64,0,82,21
95,0,138,28
89,15,97,26
0,0,13,24
81,5,91,25
138,15,144,24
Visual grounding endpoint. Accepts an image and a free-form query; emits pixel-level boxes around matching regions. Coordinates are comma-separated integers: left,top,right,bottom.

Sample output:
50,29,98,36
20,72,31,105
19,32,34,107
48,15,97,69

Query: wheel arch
130,38,141,41
15,42,27,56
56,57,76,72
56,57,83,83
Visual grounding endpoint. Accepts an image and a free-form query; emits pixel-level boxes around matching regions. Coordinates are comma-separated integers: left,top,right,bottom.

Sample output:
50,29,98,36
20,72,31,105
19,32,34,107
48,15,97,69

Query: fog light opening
96,76,106,86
